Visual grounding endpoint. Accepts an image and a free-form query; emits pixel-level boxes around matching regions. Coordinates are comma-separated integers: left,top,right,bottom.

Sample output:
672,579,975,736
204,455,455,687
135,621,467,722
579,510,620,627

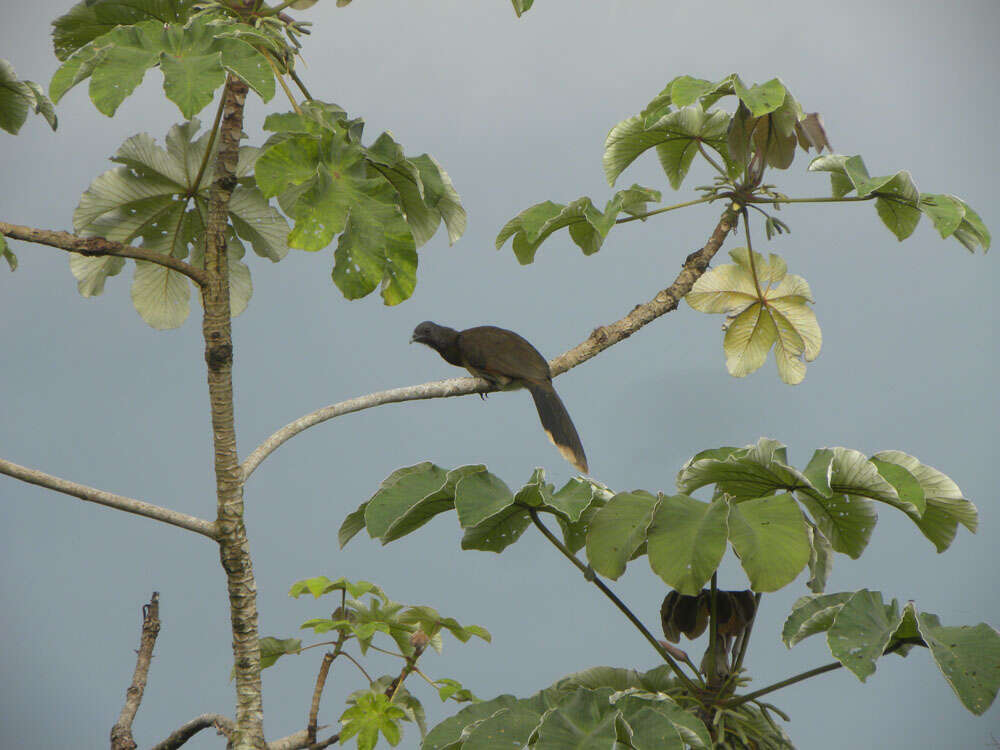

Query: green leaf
0,59,57,134
548,478,600,522
51,0,194,61
422,695,519,750
510,0,535,17
130,259,190,329
0,236,16,271
461,504,530,553
603,104,729,187
158,20,226,118
459,706,541,749
88,24,162,117
646,495,729,595
869,457,925,516
339,501,368,548
797,450,877,558
71,120,282,327
732,76,787,117
454,470,514,529
288,575,385,600
915,612,1000,715
584,491,657,580
669,76,714,107
675,436,814,498
782,592,854,647
340,692,408,750
805,521,833,594
363,463,452,540
871,450,977,552
826,590,901,681
727,494,810,592
951,201,990,252
495,186,661,264
534,688,625,749
257,636,301,670
918,193,965,239
872,171,920,241
217,36,275,102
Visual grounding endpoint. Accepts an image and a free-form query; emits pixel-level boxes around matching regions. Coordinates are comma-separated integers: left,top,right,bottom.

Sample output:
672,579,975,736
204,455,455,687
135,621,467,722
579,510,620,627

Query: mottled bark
110,593,161,750
201,75,265,749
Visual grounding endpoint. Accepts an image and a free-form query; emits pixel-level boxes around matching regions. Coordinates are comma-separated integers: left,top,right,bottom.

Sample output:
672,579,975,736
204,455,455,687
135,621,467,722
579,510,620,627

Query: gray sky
2,1,998,748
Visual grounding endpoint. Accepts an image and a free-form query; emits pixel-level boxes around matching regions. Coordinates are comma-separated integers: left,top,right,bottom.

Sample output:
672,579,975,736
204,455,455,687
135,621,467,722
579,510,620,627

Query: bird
411,321,588,473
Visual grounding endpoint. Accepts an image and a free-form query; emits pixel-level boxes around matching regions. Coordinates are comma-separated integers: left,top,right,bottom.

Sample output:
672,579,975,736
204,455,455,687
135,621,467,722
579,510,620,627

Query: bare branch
150,714,233,750
242,207,738,481
0,222,208,286
0,457,217,538
111,592,162,750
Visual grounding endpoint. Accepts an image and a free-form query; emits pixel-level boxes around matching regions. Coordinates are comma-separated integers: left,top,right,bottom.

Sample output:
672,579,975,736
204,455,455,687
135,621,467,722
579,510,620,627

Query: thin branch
0,457,217,538
307,638,344,744
242,206,739,480
150,714,233,750
745,195,874,205
706,573,719,684
150,716,323,750
289,69,314,101
111,593,162,750
730,592,761,675
528,508,702,697
0,222,208,286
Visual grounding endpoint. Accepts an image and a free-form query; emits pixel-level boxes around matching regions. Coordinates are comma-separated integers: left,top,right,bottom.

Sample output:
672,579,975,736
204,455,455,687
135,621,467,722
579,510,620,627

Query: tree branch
0,457,217,538
150,714,233,750
150,716,320,750
242,206,738,480
0,222,208,286
111,592,161,750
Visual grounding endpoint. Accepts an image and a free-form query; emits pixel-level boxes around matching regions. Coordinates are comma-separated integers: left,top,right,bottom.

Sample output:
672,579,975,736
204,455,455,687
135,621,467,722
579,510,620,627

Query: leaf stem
706,573,719,684
190,91,227,197
290,69,314,101
723,639,908,708
730,592,761,675
614,196,716,224
741,206,765,299
698,143,728,179
527,508,702,696
746,195,874,205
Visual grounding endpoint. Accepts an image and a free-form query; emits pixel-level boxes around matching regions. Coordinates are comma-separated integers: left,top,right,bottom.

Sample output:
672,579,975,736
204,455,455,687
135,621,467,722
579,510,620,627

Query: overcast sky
1,1,998,748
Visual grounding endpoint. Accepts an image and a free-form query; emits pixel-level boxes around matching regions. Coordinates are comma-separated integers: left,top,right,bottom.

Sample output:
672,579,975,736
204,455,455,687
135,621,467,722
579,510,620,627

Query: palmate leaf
585,491,657,580
51,0,195,60
809,154,990,251
71,119,288,328
257,104,465,303
50,15,275,118
727,493,810,592
0,59,57,134
687,247,821,384
603,104,731,187
646,494,729,595
495,185,661,264
339,692,408,750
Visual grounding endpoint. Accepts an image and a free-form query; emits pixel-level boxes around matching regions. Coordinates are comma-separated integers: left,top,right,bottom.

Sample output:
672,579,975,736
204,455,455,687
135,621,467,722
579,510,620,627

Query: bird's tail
527,382,588,473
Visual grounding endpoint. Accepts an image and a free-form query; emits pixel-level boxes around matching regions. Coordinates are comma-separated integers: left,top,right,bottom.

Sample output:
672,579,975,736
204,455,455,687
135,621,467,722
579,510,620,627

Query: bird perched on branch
411,321,588,473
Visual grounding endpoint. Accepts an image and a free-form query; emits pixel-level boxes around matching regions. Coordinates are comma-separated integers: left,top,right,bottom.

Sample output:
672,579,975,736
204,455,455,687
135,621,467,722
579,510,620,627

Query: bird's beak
409,335,417,343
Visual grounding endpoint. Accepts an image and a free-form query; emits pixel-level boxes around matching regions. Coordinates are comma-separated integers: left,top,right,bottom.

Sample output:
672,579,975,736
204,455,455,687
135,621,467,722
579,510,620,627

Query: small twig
110,593,162,750
0,457,217,538
528,508,702,697
698,143,728,178
241,207,738,481
0,222,208,286
386,639,426,703
189,90,228,196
